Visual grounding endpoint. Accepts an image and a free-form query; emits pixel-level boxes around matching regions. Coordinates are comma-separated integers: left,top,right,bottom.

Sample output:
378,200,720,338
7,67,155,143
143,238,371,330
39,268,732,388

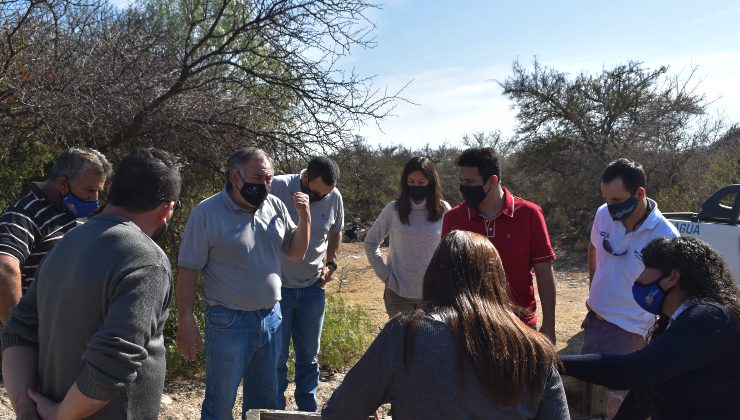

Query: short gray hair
48,147,112,182
225,147,271,187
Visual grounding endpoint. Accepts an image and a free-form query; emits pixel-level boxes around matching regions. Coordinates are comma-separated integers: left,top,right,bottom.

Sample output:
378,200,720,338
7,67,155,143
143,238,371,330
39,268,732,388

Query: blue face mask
607,195,639,221
632,275,671,315
61,191,99,218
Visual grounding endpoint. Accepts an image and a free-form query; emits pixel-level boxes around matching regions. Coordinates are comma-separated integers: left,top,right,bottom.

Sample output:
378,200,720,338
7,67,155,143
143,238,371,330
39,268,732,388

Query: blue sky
345,0,740,148
110,0,740,148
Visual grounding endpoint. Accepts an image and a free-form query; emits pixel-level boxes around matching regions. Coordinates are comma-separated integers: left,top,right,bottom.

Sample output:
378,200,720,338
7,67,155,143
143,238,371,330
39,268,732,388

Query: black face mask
408,185,428,203
459,184,488,208
151,221,169,242
301,180,326,203
240,182,269,207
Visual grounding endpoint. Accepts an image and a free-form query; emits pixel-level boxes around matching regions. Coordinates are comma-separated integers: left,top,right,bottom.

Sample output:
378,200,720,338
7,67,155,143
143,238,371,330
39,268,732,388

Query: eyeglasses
602,238,628,256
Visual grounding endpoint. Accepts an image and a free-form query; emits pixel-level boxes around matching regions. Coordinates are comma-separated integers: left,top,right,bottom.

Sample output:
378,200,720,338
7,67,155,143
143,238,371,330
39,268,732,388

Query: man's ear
635,186,646,200
159,201,175,223
487,175,499,188
55,176,69,195
229,170,240,188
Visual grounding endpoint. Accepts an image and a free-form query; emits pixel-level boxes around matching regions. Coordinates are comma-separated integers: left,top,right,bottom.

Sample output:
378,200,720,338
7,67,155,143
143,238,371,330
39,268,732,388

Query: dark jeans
277,281,326,412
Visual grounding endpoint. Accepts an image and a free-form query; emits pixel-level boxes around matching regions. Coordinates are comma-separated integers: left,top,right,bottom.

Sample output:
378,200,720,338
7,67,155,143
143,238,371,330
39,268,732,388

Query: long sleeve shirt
363,199,450,300
561,302,740,420
1,213,173,419
322,314,570,420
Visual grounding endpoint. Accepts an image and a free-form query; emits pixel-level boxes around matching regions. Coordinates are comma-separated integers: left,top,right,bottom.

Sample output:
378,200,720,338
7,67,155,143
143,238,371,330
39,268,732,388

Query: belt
585,303,606,321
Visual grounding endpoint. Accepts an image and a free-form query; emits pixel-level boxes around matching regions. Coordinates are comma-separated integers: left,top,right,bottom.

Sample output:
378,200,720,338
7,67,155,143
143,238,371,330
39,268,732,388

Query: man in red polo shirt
442,147,557,343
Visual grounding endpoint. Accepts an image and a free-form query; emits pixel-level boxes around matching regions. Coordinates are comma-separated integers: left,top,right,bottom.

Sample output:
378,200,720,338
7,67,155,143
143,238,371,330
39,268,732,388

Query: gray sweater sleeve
535,365,571,420
76,264,171,401
322,318,400,419
363,202,394,282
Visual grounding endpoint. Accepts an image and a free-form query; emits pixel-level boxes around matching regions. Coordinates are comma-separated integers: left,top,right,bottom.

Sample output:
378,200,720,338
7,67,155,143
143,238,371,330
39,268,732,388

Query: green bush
319,295,375,372
272,294,377,381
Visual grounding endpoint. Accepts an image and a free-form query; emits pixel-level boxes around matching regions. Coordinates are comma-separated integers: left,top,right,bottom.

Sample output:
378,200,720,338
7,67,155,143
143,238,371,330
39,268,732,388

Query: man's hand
176,317,203,362
16,404,40,420
30,384,107,419
320,265,336,288
293,191,309,217
27,390,57,420
539,324,556,345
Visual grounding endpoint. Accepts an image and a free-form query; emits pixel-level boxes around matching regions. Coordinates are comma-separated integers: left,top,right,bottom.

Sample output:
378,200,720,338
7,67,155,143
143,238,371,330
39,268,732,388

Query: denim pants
276,281,326,412
201,303,282,420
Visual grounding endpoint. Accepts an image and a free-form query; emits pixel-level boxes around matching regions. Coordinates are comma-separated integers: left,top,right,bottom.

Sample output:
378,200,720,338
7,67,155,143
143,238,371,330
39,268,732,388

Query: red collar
466,187,516,221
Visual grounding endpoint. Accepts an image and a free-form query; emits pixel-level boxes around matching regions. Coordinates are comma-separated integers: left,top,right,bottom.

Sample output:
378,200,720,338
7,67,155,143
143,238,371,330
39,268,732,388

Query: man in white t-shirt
582,158,679,416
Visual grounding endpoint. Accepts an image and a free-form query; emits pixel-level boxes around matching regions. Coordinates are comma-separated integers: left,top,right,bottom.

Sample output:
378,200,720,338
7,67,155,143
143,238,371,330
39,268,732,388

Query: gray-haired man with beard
176,147,310,419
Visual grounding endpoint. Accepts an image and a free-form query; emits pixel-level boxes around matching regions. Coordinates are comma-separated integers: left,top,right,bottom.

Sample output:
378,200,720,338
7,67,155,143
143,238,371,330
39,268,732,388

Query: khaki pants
383,287,422,318
581,311,645,419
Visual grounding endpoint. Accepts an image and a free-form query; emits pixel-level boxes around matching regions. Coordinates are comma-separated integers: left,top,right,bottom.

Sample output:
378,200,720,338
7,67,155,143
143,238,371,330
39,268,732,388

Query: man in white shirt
583,158,679,416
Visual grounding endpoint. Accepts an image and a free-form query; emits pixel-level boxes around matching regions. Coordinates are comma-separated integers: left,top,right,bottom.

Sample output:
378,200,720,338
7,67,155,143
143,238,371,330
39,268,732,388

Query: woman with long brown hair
324,230,569,419
364,156,450,317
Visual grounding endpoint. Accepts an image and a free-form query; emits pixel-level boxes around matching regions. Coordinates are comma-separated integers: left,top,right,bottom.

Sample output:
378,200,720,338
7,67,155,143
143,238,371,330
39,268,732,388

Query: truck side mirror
697,184,740,225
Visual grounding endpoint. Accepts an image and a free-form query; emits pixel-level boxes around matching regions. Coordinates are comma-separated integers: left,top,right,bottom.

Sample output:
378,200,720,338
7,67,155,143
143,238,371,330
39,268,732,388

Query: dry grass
326,242,590,354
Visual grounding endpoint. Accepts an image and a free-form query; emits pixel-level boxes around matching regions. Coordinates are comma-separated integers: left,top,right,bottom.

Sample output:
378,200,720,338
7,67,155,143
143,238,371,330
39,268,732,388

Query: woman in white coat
364,156,450,317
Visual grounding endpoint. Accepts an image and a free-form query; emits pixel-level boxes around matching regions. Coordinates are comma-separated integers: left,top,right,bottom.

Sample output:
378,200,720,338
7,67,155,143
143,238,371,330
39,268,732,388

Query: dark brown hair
404,230,559,405
395,156,444,224
601,158,645,194
456,147,500,181
644,236,740,341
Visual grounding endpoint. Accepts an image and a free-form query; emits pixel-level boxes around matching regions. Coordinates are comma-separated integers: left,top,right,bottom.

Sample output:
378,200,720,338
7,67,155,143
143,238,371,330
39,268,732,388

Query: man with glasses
270,157,344,412
176,147,310,419
583,158,679,416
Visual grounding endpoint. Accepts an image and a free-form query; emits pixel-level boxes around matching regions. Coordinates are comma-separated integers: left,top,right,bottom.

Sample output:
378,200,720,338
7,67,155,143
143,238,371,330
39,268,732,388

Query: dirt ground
0,242,590,419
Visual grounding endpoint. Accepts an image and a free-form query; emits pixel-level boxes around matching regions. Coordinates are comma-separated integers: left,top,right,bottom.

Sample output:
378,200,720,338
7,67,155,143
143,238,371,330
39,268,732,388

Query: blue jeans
276,281,326,412
201,303,282,420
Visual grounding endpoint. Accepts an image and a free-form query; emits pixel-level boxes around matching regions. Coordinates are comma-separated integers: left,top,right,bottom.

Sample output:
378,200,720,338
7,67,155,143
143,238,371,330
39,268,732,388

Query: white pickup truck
664,184,740,285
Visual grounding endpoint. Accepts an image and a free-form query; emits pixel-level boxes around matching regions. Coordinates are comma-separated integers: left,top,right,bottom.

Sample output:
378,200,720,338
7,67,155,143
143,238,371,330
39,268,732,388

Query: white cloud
358,49,740,149
357,65,517,148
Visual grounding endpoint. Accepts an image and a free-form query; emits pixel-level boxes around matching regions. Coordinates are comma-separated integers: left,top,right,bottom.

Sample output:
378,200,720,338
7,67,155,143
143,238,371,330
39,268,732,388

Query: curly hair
643,236,740,341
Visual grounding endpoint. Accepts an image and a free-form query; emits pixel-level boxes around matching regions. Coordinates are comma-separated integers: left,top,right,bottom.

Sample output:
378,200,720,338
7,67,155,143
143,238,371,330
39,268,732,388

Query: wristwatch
326,260,338,271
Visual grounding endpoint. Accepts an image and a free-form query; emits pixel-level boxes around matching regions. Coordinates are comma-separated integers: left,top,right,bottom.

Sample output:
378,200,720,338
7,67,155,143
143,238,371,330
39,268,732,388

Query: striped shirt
0,183,81,291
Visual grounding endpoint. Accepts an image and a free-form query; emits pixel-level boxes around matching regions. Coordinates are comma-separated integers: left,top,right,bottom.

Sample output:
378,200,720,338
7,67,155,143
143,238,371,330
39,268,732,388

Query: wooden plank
245,410,376,420
562,376,607,418
245,409,321,419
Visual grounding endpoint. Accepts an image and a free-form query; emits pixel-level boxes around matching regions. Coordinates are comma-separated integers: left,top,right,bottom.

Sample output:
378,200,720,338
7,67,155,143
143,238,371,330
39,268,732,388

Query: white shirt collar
668,299,695,329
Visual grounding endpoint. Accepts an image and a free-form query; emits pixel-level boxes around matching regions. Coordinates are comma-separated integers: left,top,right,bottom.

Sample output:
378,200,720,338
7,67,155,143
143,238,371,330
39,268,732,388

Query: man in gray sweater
1,148,181,419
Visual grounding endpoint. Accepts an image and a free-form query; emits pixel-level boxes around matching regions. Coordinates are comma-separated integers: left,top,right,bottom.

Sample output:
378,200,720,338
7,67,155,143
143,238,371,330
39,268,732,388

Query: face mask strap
636,270,672,292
